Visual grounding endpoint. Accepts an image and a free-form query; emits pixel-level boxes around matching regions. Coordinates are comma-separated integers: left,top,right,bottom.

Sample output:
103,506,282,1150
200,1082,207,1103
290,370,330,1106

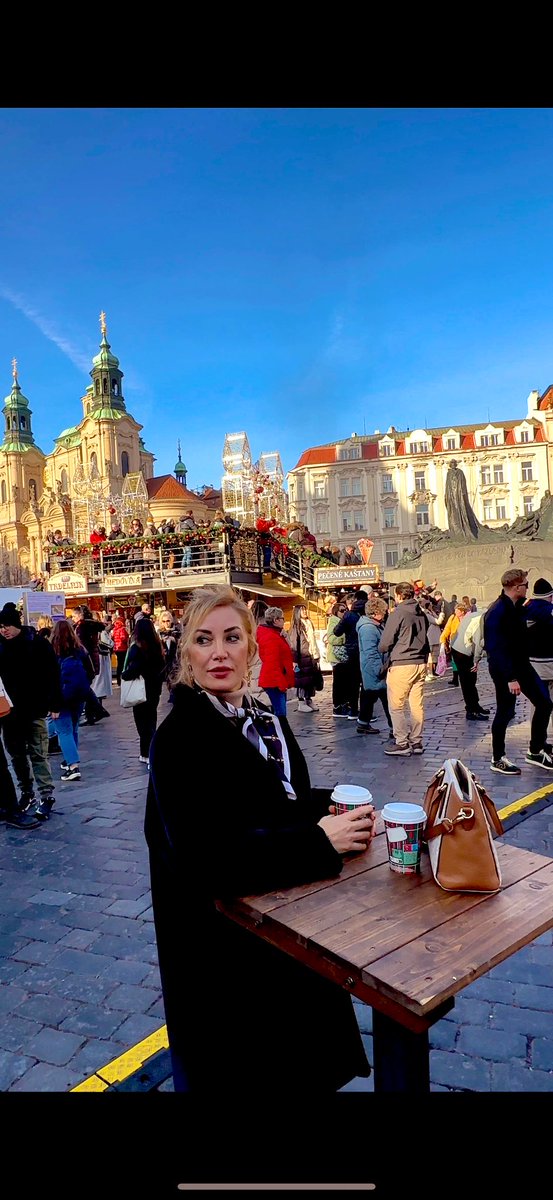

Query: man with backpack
0,601,61,825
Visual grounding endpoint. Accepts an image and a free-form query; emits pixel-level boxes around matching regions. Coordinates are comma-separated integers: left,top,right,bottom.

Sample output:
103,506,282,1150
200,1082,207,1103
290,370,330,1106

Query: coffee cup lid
331,784,372,805
381,802,427,824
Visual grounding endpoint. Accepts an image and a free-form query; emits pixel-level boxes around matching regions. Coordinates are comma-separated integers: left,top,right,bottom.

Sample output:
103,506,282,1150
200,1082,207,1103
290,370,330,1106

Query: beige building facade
286,388,553,570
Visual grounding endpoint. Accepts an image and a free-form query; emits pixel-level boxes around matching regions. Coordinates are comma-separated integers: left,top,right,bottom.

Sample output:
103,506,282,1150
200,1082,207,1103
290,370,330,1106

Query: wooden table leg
372,1000,454,1093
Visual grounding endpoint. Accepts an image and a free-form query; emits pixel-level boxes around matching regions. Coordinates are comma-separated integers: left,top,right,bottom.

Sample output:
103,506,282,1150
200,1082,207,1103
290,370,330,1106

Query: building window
352,478,362,496
297,479,305,501
315,512,329,534
385,545,399,567
112,380,119,396
342,511,353,531
481,466,491,486
382,473,394,493
483,501,493,522
410,441,429,454
121,451,129,478
493,465,504,485
414,470,426,491
60,468,68,493
288,484,295,503
95,379,100,395
416,504,429,527
90,451,98,473
339,479,351,497
523,497,533,516
446,437,456,450
481,433,500,447
353,511,364,531
521,461,533,482
338,446,361,460
19,415,26,430
520,429,531,443
496,503,506,521
313,481,327,499
380,443,393,457
0,481,6,505
383,506,396,529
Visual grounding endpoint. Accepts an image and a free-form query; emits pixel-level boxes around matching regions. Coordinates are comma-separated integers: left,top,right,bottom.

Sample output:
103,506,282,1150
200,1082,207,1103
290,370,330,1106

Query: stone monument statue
444,460,481,538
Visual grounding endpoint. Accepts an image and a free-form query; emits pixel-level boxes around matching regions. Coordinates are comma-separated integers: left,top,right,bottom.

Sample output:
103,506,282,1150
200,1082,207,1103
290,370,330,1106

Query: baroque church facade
0,314,156,586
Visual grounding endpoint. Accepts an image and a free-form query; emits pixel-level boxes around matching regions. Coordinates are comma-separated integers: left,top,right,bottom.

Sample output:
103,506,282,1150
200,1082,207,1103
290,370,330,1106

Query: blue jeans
53,704,84,765
264,687,287,717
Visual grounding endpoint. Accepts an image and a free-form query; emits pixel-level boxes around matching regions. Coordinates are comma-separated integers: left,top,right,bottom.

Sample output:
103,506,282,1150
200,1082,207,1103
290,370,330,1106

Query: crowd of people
0,599,183,829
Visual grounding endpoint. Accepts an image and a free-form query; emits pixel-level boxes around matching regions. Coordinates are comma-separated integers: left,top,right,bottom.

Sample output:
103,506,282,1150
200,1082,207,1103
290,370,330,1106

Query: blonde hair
173,584,257,688
37,615,54,631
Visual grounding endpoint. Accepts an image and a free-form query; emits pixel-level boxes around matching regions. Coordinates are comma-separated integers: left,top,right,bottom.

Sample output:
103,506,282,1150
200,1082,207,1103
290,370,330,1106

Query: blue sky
2,107,553,490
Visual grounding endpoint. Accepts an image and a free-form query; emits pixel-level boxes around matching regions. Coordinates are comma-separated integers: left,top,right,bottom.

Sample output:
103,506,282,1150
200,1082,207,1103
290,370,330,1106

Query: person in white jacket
450,610,490,721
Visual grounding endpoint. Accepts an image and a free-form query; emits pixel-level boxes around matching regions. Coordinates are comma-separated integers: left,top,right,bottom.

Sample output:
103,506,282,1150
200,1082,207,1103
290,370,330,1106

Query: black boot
448,677,459,687
0,804,42,830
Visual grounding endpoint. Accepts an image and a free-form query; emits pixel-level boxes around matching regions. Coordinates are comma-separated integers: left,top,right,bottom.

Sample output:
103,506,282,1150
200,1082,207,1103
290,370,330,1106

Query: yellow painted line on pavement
70,779,553,1093
497,782,553,822
70,1024,168,1092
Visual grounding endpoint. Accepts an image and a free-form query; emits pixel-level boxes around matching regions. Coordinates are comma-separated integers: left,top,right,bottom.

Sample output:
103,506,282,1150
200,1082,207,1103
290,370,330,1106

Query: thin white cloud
0,286,91,373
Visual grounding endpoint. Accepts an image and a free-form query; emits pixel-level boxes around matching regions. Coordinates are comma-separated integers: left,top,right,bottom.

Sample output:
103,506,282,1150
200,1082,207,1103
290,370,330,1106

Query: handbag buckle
442,807,475,833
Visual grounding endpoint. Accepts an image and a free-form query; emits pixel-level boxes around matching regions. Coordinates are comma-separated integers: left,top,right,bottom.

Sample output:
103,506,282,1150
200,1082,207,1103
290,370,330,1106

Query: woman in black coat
122,616,165,763
145,583,376,1094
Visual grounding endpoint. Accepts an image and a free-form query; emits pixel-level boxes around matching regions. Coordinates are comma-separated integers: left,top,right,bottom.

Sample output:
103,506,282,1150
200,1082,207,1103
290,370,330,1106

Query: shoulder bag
120,675,147,707
422,757,504,893
0,677,13,719
119,648,147,707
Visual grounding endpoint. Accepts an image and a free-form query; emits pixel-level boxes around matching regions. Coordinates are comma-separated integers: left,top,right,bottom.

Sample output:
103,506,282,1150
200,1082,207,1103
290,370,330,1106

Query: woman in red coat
256,606,295,716
112,612,130,686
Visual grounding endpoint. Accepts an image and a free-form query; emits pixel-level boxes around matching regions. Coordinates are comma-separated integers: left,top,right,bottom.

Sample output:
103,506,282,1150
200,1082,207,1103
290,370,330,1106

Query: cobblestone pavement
1,663,553,1093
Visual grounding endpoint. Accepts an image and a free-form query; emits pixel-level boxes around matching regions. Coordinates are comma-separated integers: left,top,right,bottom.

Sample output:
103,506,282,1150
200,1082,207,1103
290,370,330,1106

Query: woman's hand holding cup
319,803,376,855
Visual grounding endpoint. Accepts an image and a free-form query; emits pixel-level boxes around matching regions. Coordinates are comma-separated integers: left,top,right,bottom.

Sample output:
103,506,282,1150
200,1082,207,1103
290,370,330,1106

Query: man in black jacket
0,601,62,824
332,590,369,719
484,568,553,775
378,582,429,756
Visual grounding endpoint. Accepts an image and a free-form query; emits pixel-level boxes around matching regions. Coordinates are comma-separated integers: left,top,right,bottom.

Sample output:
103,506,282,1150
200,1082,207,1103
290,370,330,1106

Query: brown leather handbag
422,758,504,893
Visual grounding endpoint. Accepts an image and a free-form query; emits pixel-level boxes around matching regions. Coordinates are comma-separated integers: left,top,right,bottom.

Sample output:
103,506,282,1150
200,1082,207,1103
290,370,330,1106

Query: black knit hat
532,577,553,597
0,601,22,627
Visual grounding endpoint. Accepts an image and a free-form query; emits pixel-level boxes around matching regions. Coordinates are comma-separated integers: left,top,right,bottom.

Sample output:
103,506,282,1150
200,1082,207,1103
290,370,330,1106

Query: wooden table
216,821,553,1092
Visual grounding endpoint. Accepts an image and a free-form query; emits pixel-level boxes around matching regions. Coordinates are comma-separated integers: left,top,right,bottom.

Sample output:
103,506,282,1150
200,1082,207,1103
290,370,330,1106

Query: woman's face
187,605,249,698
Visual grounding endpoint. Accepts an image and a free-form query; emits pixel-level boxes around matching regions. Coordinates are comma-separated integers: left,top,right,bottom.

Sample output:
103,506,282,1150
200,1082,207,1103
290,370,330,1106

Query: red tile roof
146,475,200,501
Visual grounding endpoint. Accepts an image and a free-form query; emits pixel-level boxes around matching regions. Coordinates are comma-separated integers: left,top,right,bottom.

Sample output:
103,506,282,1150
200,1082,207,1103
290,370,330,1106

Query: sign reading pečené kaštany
314,565,380,586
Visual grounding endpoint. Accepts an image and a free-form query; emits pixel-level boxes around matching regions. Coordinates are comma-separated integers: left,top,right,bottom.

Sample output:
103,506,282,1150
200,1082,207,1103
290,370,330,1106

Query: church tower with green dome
83,310,127,420
174,440,187,487
0,359,46,583
1,357,41,453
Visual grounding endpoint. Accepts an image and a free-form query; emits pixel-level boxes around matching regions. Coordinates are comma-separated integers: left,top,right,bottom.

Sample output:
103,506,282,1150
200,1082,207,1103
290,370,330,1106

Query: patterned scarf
201,688,296,799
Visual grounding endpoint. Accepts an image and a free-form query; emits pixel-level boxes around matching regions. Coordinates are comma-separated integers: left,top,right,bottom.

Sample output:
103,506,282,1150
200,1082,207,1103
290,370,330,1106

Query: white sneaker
297,702,314,713
424,674,434,683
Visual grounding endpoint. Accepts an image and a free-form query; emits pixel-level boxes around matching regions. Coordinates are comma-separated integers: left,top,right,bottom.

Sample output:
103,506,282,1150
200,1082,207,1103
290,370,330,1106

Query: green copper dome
92,331,120,370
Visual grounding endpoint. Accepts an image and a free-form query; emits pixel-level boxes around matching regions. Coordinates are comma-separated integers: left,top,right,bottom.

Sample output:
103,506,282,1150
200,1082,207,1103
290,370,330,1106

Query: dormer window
480,433,500,447
409,441,429,454
520,429,532,443
380,442,393,457
338,445,361,460
445,437,456,450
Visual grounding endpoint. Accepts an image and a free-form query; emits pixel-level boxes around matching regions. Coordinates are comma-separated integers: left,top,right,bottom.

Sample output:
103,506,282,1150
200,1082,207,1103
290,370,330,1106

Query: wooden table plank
217,839,553,1035
362,859,553,1015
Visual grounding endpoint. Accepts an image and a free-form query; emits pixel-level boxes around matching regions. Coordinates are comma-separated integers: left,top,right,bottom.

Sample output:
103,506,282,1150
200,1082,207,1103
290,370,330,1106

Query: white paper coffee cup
381,802,427,875
331,784,373,814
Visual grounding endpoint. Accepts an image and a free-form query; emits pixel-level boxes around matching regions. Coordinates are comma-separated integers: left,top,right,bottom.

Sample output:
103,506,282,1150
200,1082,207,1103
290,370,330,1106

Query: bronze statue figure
444,460,481,539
